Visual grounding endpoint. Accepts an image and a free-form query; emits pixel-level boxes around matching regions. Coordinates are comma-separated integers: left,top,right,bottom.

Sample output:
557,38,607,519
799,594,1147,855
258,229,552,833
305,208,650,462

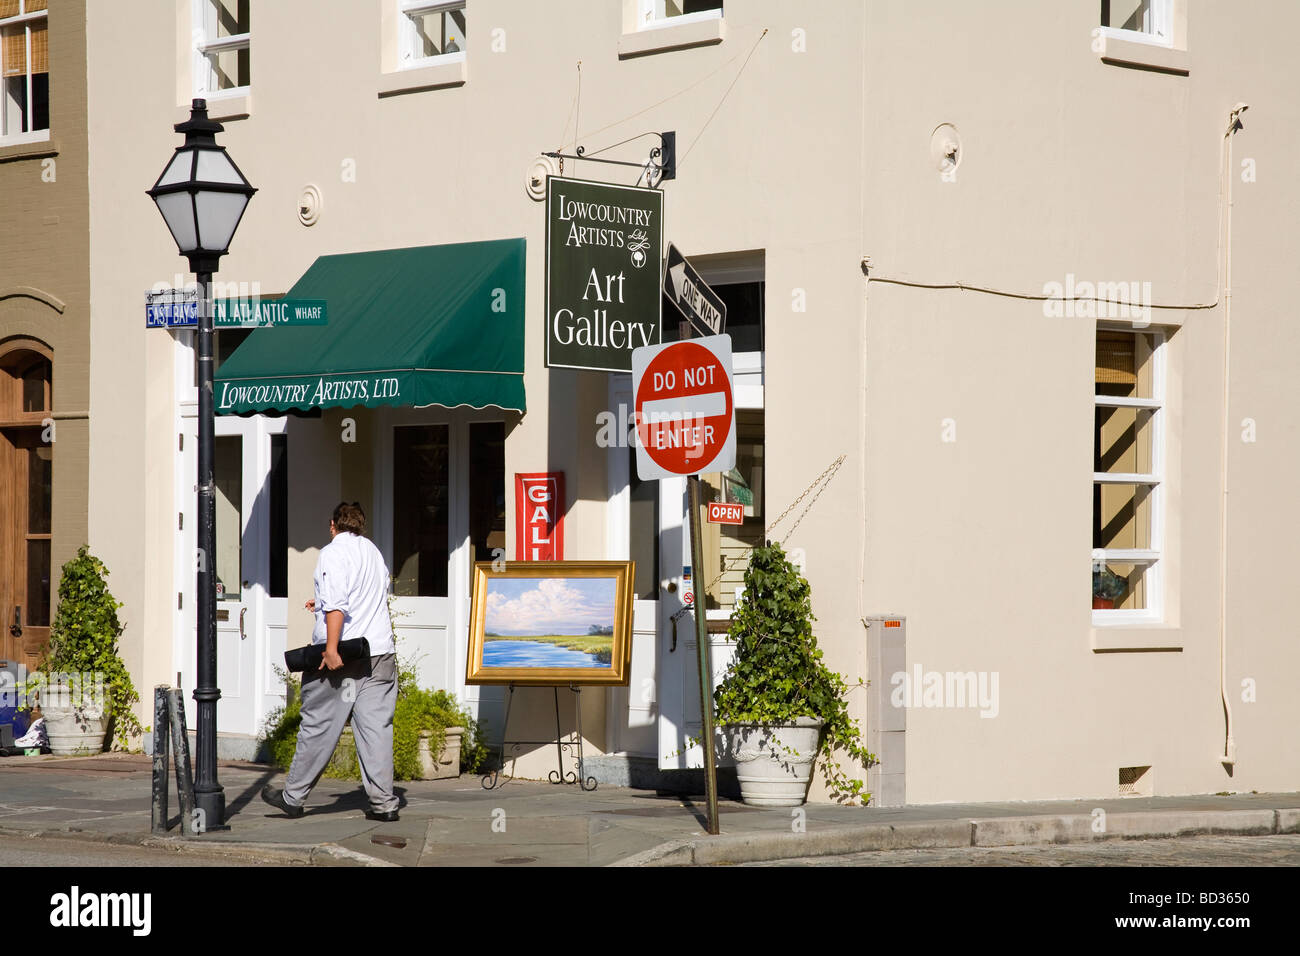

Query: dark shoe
261,785,304,818
365,808,399,822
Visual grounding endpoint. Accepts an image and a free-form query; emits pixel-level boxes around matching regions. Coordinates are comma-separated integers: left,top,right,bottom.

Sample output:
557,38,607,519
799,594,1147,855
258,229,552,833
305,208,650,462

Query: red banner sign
515,473,564,561
707,501,744,524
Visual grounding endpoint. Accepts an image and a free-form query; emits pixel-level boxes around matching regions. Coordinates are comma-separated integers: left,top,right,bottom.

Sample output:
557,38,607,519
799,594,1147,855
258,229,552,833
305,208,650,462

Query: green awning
215,238,525,414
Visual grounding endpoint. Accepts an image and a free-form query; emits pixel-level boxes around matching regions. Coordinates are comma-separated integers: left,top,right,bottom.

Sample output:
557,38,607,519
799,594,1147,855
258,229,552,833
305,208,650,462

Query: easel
480,683,596,792
150,685,202,835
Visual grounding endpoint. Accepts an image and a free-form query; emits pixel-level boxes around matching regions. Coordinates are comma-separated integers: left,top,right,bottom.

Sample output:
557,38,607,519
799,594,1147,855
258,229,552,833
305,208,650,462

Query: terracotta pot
1093,596,1115,609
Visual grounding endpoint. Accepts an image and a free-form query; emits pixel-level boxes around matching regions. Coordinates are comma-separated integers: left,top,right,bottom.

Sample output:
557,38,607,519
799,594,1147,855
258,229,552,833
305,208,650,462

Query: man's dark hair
333,501,366,536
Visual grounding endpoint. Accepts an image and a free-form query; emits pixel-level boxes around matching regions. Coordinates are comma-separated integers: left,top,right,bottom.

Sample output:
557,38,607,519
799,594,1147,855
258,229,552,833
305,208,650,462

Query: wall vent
1119,765,1153,797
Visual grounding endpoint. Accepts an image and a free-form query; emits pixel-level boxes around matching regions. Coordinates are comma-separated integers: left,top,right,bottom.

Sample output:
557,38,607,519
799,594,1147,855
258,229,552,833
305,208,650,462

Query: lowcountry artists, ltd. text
217,375,401,410
556,192,654,249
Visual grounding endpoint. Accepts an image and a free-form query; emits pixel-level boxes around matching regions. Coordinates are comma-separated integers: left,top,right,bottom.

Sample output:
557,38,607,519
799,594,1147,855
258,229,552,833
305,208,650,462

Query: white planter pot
43,692,109,756
418,726,463,780
723,718,823,807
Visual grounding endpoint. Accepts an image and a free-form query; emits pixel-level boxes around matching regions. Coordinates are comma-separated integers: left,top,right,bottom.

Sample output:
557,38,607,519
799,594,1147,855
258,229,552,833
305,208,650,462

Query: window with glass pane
628,445,660,600
195,0,249,95
401,1,465,65
214,436,242,601
706,410,764,610
269,434,288,598
1093,328,1163,614
20,355,49,412
662,281,764,352
0,0,49,141
1101,0,1171,41
393,425,449,597
640,0,722,26
468,422,505,564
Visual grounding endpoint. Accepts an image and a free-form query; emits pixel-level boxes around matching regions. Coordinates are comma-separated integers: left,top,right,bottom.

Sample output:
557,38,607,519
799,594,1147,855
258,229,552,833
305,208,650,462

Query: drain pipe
1218,103,1248,767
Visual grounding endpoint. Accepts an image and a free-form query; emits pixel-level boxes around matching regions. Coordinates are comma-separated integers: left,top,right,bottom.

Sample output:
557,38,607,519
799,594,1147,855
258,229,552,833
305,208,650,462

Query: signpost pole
687,473,721,835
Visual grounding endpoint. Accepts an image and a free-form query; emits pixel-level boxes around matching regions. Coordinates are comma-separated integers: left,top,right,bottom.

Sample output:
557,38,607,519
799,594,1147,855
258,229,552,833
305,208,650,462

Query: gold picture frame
466,560,636,686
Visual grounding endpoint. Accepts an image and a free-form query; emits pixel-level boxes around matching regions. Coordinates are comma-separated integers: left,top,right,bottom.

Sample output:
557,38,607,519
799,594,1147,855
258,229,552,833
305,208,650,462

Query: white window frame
0,1,49,145
1099,0,1173,48
192,0,250,99
1093,324,1165,625
399,0,466,70
637,0,722,31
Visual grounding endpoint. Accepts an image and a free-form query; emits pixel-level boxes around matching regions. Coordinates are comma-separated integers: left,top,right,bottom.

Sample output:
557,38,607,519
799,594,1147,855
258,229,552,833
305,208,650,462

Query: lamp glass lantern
148,99,256,274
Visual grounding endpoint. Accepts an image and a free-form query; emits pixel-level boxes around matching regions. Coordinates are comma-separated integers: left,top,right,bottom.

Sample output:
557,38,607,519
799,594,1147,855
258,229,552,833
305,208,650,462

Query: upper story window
0,0,49,144
1092,326,1165,622
638,0,722,30
1100,0,1172,46
399,0,465,68
193,0,249,98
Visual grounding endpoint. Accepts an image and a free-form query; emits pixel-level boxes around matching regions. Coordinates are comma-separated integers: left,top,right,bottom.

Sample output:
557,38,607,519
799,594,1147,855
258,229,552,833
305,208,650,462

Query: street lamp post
148,99,256,830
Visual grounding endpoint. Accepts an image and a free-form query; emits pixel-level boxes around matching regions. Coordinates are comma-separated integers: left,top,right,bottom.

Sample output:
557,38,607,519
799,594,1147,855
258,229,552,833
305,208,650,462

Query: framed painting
465,561,635,686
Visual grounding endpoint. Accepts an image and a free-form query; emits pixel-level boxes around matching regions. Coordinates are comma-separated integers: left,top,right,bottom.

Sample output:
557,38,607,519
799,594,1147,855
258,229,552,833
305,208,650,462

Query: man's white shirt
312,532,395,655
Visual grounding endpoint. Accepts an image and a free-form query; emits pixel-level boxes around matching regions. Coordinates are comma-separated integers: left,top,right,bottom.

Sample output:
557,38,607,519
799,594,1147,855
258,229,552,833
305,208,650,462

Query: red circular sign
635,341,733,475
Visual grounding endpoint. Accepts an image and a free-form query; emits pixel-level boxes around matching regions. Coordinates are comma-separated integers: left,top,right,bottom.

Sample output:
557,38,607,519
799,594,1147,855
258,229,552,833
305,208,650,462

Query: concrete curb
615,807,1300,866
0,825,392,867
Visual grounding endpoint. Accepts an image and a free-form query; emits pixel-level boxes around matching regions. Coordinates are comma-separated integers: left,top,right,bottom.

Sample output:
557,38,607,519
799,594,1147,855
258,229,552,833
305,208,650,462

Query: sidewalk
1,753,1297,866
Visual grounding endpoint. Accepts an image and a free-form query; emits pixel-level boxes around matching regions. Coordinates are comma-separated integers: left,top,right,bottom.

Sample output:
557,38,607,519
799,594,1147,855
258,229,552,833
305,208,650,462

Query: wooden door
0,348,53,671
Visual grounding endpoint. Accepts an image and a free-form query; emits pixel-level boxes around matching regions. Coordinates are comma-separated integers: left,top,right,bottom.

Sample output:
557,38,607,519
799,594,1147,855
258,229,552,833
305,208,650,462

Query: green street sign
214,298,327,328
545,176,663,373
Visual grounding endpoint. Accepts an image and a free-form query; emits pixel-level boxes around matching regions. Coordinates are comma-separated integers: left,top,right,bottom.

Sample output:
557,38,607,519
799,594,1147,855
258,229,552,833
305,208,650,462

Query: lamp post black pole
193,268,224,829
148,98,255,832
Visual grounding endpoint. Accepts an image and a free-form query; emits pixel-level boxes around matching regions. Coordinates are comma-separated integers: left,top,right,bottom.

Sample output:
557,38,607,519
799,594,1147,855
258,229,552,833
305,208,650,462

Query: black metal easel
481,683,596,791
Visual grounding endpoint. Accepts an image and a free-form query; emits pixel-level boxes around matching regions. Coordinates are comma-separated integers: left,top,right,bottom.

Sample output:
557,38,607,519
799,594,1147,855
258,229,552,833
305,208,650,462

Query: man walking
262,502,400,822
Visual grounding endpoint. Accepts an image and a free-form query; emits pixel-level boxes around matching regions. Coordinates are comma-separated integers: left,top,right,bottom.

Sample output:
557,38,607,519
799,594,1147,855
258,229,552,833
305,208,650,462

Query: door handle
9,606,20,637
239,607,247,640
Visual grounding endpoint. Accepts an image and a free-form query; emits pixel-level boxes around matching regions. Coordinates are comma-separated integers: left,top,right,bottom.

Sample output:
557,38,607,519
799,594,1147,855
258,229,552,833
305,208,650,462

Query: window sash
1093,328,1165,618
400,0,465,66
1,5,45,139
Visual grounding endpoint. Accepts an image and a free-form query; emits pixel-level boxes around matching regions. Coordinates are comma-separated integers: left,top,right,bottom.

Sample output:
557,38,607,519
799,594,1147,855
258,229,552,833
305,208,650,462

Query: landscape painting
466,561,634,685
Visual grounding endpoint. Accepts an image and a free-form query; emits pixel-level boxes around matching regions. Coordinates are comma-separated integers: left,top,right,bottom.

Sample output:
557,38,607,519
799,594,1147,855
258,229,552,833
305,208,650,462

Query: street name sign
546,176,663,373
664,242,726,337
632,334,735,481
707,501,744,524
145,290,328,329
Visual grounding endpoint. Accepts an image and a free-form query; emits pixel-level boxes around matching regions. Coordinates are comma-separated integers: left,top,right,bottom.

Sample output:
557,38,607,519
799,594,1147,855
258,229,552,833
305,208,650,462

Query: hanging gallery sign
545,176,663,373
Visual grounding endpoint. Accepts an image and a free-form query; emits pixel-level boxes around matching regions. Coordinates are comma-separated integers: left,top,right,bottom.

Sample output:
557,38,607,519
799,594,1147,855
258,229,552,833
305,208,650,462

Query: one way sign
664,243,726,337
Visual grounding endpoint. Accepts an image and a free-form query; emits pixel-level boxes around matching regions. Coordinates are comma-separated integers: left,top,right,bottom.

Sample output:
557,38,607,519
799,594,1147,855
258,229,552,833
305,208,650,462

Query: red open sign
707,501,744,525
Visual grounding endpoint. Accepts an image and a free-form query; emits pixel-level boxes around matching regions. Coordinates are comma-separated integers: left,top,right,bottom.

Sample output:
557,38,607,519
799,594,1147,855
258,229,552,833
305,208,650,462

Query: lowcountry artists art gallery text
217,375,401,410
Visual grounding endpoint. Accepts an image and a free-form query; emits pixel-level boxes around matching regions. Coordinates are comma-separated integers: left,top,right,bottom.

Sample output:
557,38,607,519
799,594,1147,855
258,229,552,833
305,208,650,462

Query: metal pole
687,474,720,835
193,270,225,828
150,685,170,834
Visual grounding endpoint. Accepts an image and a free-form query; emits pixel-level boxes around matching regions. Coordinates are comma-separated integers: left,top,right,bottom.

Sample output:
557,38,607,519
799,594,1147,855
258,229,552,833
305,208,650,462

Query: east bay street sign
546,176,663,373
632,334,736,480
664,243,726,337
145,289,328,328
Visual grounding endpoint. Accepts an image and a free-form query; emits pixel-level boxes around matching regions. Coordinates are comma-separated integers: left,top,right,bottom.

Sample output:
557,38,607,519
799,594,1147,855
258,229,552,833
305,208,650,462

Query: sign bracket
544,130,675,183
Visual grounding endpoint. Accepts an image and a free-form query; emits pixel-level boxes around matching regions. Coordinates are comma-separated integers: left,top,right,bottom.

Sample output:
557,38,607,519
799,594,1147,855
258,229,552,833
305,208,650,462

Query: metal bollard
150,686,171,834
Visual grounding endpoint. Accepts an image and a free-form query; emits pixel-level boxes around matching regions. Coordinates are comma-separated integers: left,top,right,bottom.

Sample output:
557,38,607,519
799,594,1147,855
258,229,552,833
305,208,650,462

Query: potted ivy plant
713,541,874,806
37,546,142,754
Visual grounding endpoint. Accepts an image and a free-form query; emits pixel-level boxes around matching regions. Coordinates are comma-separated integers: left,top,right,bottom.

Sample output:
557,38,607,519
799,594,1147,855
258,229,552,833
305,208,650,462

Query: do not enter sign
632,334,736,480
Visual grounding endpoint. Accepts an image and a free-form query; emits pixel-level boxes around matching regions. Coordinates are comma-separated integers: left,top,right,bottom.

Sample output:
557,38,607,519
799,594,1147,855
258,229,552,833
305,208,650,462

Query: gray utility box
864,615,905,807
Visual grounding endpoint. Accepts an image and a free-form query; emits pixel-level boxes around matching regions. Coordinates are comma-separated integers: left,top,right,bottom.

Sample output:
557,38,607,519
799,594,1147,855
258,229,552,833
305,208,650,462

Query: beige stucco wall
83,0,1300,801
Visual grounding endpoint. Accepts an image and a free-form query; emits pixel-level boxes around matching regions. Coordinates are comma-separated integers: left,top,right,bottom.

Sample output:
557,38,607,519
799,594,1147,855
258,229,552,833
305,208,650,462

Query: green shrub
39,545,143,750
260,665,487,779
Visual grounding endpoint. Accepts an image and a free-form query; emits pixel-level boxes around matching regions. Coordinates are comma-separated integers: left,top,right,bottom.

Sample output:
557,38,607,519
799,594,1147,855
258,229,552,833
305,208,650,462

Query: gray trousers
284,653,398,812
